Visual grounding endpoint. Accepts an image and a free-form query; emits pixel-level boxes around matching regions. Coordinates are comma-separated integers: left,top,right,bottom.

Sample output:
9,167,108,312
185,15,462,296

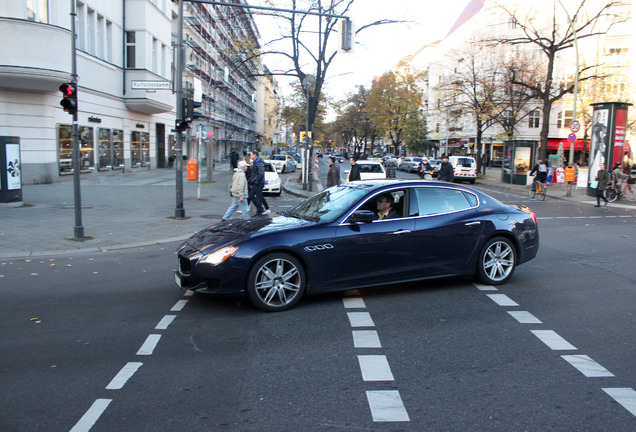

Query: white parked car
269,154,296,173
345,160,386,181
448,156,477,184
262,161,282,196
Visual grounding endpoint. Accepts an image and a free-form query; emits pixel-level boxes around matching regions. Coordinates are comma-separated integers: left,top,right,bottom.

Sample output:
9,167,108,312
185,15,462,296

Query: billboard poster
612,108,627,168
6,143,21,190
588,108,609,183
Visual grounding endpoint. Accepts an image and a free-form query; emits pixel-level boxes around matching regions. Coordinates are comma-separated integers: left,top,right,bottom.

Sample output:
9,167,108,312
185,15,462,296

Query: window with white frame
126,32,136,68
528,109,540,128
26,0,48,23
87,7,95,55
152,37,158,73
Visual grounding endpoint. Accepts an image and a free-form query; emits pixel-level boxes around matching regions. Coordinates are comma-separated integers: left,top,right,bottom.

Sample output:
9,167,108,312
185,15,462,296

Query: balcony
0,18,72,91
123,69,174,114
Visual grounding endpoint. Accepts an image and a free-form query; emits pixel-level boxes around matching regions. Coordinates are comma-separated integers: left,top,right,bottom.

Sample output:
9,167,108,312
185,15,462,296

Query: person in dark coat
229,148,239,170
438,155,454,182
249,150,266,216
348,156,361,182
594,162,609,207
418,157,433,179
327,156,341,188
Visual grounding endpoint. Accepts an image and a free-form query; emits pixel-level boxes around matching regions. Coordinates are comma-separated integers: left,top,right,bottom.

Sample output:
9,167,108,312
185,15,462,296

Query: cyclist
530,159,547,190
612,162,629,191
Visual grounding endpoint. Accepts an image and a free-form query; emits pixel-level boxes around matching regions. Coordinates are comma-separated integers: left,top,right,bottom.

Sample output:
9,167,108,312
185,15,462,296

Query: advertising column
0,136,23,207
588,102,631,196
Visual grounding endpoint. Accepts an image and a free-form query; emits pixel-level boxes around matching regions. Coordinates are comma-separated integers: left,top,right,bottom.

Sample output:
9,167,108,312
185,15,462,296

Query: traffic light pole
70,0,84,239
174,0,186,219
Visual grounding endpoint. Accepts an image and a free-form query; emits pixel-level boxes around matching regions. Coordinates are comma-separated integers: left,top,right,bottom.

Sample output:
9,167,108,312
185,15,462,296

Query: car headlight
199,246,238,265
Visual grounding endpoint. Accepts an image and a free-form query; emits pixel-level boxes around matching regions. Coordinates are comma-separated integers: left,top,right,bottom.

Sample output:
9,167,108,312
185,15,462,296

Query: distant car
262,161,282,196
399,157,422,173
174,180,540,311
449,156,477,184
269,154,296,173
346,160,386,181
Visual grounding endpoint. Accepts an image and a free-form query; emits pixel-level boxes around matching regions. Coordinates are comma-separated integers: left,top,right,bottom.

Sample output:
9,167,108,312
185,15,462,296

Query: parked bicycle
528,180,547,201
606,176,636,202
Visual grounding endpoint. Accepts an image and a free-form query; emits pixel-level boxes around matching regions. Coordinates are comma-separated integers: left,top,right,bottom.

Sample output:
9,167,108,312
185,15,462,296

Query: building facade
406,0,634,165
0,0,274,185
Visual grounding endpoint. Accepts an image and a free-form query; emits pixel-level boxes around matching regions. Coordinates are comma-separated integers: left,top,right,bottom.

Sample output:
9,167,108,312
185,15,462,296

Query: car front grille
179,256,192,275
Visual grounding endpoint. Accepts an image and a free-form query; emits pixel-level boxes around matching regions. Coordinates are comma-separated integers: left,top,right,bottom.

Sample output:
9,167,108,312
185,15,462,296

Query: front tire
476,237,517,285
247,253,306,311
625,185,636,202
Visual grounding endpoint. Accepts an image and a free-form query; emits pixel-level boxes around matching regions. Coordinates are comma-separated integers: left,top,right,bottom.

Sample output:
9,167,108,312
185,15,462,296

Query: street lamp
301,74,315,191
556,0,579,196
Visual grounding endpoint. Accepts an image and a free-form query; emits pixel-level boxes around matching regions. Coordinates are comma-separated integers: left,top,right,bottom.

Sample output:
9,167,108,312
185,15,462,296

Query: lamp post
301,74,315,191
557,0,579,196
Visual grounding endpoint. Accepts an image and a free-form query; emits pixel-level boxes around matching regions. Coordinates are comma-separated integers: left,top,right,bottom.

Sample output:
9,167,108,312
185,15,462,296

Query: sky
250,0,471,100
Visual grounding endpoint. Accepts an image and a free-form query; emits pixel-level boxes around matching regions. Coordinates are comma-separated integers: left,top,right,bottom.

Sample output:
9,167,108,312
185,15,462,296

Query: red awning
547,138,587,152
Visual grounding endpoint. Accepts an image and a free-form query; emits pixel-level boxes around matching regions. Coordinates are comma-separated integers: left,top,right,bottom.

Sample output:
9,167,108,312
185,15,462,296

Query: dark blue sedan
174,180,539,311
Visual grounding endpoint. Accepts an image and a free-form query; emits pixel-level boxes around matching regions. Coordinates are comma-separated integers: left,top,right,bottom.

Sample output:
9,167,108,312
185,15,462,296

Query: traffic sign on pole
568,133,576,142
570,120,580,133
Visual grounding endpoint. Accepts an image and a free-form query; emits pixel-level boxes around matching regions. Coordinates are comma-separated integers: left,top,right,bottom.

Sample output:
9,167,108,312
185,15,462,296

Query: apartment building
408,0,634,164
0,0,275,185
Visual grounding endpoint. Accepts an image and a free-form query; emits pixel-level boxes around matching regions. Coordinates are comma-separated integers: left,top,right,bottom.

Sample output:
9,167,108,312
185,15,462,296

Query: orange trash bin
564,165,576,183
187,158,198,180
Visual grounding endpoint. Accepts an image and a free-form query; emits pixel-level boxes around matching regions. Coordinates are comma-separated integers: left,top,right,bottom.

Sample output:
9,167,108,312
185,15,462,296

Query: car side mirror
347,210,375,224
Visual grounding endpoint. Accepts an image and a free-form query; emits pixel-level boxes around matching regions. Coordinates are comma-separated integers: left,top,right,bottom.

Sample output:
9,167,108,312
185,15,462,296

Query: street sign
568,133,576,142
570,120,580,133
131,80,171,90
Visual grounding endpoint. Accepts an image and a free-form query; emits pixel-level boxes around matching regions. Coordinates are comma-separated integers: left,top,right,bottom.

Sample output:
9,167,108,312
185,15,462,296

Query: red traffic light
59,83,78,114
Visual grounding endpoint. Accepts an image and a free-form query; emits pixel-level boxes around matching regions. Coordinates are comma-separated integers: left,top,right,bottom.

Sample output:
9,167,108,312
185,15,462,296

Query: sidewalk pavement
0,166,632,259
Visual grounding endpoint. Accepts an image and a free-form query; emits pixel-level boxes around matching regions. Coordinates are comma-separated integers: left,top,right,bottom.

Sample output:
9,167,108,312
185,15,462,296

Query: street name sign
131,80,171,90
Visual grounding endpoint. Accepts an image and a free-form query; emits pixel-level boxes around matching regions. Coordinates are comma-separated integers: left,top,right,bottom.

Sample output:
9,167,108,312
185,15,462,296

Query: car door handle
465,221,481,227
392,229,411,235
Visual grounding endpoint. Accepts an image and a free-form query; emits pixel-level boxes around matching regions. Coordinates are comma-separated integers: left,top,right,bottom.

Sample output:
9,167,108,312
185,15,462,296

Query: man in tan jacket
222,160,250,221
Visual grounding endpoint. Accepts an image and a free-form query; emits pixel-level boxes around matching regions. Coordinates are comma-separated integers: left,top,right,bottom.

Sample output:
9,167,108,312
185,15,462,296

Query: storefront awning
547,138,587,152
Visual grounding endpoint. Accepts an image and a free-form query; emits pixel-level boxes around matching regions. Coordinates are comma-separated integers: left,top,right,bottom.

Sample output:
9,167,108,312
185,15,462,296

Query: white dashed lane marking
358,355,395,381
366,391,410,422
507,311,542,324
530,330,577,351
352,330,382,348
603,388,636,416
486,293,519,307
69,399,112,432
155,314,176,330
136,334,162,356
562,355,614,378
105,362,143,390
347,311,375,327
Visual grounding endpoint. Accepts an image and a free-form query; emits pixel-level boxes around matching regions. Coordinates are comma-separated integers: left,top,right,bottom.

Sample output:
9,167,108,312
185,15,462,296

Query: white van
448,156,477,184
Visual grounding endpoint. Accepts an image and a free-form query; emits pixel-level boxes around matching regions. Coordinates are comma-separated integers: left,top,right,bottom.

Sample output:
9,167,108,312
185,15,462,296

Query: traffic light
186,97,202,122
341,18,353,51
59,83,78,114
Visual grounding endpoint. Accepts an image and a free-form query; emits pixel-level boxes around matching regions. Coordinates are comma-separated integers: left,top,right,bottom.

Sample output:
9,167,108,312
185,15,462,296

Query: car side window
414,187,473,216
358,190,405,220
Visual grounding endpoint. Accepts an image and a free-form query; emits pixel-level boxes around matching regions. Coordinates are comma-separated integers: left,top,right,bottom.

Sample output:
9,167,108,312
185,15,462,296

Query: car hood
179,216,314,254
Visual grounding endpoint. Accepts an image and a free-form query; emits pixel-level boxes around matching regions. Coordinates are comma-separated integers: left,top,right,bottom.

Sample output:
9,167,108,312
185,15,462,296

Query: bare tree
494,0,626,161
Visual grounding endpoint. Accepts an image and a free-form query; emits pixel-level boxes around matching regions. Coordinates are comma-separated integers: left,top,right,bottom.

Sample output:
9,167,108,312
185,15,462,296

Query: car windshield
264,163,275,172
284,185,370,223
273,155,286,161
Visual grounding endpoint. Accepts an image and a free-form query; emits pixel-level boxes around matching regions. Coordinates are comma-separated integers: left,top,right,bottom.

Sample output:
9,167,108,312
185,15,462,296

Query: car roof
357,160,383,164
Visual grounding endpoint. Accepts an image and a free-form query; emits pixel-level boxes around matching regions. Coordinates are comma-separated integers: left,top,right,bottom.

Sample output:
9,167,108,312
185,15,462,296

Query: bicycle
606,177,636,202
528,180,547,201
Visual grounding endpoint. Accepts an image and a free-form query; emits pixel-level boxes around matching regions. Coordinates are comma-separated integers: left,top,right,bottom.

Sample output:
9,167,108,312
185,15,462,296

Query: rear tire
606,188,618,202
247,253,306,311
476,237,517,285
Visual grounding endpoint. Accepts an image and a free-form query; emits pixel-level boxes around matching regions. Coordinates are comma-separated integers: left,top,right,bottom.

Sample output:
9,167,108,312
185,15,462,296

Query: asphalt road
1,163,635,431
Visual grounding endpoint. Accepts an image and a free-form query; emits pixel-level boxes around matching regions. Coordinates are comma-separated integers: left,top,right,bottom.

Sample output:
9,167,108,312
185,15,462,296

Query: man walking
327,156,341,188
348,156,361,182
249,150,266,216
229,148,239,171
221,160,249,221
438,155,454,182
